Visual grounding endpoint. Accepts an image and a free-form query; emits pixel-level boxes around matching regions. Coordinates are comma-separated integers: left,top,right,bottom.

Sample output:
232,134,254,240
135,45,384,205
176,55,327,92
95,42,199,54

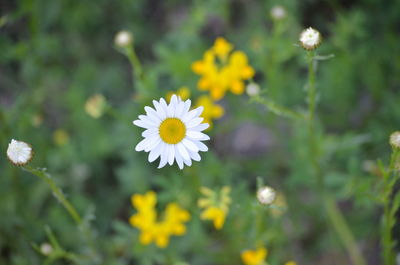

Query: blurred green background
1,0,400,264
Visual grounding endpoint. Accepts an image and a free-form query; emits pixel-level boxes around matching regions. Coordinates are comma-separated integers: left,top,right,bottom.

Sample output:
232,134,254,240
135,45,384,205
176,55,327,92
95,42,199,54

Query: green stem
23,166,100,261
126,46,146,96
381,149,399,265
306,51,366,265
325,195,367,265
252,95,306,121
24,166,82,224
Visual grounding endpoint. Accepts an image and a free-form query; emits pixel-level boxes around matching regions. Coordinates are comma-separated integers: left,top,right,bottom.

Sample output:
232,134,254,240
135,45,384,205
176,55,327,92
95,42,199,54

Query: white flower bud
40,243,53,256
257,186,276,205
114,30,133,48
270,5,286,20
299,27,322,51
390,131,400,148
7,139,33,166
246,83,260,97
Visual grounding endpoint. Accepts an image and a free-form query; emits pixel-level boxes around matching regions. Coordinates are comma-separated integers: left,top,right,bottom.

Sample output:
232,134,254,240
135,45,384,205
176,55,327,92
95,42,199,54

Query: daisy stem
306,51,366,265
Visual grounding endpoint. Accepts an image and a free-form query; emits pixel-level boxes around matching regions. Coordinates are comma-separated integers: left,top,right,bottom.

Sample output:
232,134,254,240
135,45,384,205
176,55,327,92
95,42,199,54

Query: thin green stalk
306,51,366,265
126,46,143,80
23,166,99,261
24,166,82,224
381,149,399,265
126,46,146,96
252,95,306,121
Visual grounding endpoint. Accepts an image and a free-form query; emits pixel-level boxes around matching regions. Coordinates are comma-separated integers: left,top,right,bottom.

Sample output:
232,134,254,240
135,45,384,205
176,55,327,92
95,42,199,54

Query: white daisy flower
133,95,210,169
7,139,33,166
257,186,276,205
299,27,322,50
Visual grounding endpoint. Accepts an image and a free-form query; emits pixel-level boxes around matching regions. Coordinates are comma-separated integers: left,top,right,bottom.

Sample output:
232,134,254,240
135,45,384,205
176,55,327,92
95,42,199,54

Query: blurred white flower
114,30,133,48
40,243,53,256
270,5,286,20
390,131,400,148
257,186,276,205
299,27,321,50
7,139,33,166
246,83,260,97
133,95,210,169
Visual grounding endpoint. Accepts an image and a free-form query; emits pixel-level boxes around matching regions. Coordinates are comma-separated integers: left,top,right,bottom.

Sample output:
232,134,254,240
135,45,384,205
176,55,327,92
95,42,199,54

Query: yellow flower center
159,118,186,144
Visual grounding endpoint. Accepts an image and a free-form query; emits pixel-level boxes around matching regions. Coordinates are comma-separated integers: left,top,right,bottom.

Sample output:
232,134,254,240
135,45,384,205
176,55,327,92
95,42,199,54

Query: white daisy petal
183,99,191,113
160,98,169,114
145,107,161,123
177,142,190,161
182,109,200,123
158,144,168,168
168,145,175,165
183,156,192,166
142,129,157,138
186,117,203,128
133,119,153,129
187,131,210,140
194,140,208,152
182,138,199,152
192,123,209,131
174,101,185,118
153,100,166,120
148,142,162,162
188,150,201,161
135,138,149,151
144,137,161,152
174,146,184,169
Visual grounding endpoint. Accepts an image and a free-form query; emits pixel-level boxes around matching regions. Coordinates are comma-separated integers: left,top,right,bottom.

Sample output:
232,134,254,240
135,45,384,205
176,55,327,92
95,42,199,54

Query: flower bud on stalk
7,139,33,166
114,30,133,48
257,186,276,205
299,27,322,51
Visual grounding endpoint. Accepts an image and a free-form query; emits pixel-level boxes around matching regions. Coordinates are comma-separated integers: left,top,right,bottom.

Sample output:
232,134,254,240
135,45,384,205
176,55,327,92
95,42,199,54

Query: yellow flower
167,86,191,102
129,191,190,248
53,129,69,146
213,37,233,61
192,38,255,100
195,95,224,129
198,186,231,230
241,247,268,265
200,206,226,229
85,94,107,118
284,261,297,265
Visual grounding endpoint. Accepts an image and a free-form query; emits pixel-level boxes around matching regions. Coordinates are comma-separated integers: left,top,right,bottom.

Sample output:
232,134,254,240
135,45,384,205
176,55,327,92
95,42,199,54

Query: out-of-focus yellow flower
167,87,191,102
241,247,268,265
195,95,224,129
129,191,190,248
198,186,231,230
213,37,233,61
192,37,255,100
284,261,297,265
85,94,107,119
53,129,69,146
